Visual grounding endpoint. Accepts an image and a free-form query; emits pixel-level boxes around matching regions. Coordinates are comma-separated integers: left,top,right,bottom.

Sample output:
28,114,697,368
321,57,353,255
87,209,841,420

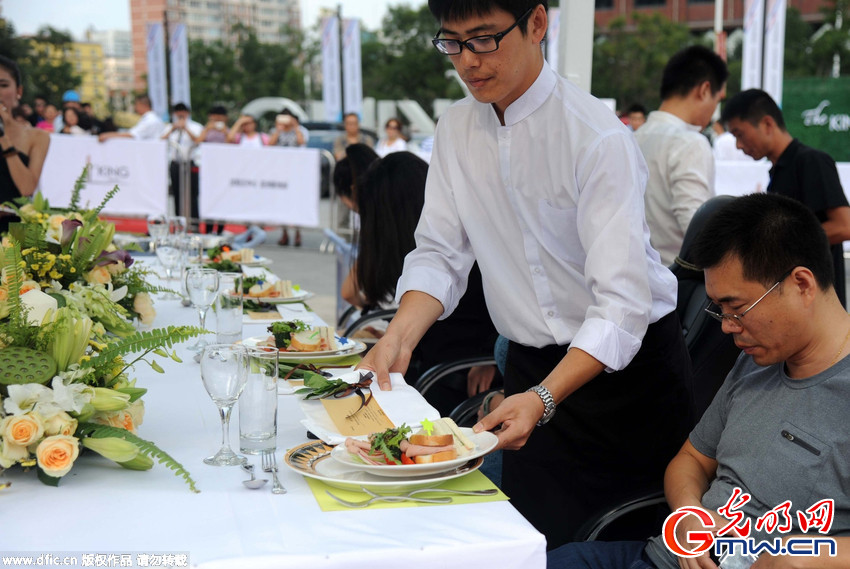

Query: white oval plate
284,440,484,491
253,290,314,304
241,335,367,360
329,428,498,478
240,255,273,267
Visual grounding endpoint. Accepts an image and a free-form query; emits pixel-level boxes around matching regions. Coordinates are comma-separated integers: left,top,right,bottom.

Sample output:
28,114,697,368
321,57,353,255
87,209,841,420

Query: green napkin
281,354,362,367
307,470,508,512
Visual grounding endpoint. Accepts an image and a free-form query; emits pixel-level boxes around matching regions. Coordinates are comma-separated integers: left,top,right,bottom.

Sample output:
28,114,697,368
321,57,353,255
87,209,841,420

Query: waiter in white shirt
358,0,692,549
99,94,165,142
635,46,728,266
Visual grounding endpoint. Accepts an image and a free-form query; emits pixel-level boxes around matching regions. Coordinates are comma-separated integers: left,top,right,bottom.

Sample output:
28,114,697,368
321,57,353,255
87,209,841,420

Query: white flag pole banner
146,22,169,120
342,18,363,116
546,8,560,72
169,23,191,108
322,16,342,122
763,0,786,106
198,145,321,227
741,0,765,90
40,135,168,215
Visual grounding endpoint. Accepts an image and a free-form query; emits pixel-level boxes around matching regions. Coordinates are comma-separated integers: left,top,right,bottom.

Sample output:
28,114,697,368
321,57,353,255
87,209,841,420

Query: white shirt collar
648,110,703,133
499,63,556,126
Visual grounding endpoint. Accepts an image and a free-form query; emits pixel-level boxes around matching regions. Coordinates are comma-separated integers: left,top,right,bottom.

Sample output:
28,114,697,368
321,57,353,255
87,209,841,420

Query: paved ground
238,198,343,328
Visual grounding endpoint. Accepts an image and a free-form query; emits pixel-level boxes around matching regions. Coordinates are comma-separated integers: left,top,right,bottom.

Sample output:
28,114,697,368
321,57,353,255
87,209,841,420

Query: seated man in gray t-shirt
548,193,850,568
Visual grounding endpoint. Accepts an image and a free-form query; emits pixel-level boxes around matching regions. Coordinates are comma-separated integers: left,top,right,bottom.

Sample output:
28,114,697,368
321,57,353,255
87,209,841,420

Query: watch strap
526,385,556,426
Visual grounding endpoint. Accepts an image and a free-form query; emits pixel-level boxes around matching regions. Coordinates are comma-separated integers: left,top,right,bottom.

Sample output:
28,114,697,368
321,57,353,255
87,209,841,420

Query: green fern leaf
92,185,120,217
79,326,205,376
77,422,199,492
69,165,90,211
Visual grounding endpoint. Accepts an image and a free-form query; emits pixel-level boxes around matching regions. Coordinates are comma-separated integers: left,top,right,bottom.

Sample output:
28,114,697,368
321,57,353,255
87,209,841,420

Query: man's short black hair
626,103,647,116
135,94,152,107
660,45,728,100
428,0,547,35
279,108,294,116
720,88,786,130
691,193,834,290
208,105,228,116
172,102,190,112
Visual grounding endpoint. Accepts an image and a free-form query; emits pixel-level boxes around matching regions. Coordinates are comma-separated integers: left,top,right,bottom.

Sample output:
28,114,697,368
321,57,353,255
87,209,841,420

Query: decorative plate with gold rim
283,440,484,491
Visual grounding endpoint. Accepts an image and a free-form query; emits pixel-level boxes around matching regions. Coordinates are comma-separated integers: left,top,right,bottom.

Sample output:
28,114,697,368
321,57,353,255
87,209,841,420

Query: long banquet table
1,261,546,568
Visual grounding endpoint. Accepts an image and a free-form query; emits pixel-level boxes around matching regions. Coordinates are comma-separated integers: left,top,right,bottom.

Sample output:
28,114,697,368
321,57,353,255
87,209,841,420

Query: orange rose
36,435,80,477
84,266,112,285
2,413,45,446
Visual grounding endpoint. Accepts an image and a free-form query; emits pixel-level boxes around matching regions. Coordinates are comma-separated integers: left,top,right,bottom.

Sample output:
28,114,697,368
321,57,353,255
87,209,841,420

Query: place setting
282,417,504,511
197,343,286,495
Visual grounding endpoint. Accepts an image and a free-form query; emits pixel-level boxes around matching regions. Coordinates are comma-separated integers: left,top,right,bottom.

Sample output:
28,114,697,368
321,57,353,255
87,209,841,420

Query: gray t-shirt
646,352,850,568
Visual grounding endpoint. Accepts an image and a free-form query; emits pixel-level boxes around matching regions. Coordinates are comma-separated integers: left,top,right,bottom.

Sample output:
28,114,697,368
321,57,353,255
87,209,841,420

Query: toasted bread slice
409,433,454,447
413,448,458,464
413,418,475,457
289,327,337,352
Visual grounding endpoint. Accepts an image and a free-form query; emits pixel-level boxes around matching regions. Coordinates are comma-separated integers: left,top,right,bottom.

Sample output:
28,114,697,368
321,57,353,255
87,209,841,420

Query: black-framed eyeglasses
704,269,793,326
432,7,534,55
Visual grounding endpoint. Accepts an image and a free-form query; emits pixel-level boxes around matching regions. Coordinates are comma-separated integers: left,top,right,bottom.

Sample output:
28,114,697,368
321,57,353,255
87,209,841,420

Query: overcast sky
3,0,428,38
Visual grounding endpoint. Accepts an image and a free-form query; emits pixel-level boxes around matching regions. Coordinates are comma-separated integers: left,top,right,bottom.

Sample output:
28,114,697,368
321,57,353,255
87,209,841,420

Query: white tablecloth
1,260,546,568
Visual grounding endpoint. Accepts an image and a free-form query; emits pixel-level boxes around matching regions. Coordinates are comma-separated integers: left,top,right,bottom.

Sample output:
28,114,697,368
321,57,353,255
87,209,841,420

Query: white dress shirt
396,65,677,372
713,131,752,161
130,110,166,140
162,119,203,161
635,110,715,266
376,137,408,157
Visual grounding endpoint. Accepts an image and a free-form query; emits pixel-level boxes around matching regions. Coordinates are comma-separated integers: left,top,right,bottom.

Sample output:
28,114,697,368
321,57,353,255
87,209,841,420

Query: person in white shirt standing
635,46,728,267
358,0,692,549
161,102,203,228
99,94,165,142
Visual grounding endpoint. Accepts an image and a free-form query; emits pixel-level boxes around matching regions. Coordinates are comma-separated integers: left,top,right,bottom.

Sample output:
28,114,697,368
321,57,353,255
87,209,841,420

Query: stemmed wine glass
169,215,188,236
200,343,248,466
154,234,183,299
147,213,169,264
185,267,220,351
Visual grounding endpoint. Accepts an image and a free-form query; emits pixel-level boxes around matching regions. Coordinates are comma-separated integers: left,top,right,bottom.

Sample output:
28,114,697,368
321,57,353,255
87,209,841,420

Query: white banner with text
40,135,168,215
715,160,850,199
198,145,321,227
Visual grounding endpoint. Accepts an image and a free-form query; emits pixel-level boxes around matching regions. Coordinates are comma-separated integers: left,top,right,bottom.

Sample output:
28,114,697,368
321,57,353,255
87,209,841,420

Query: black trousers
501,310,692,550
169,160,202,232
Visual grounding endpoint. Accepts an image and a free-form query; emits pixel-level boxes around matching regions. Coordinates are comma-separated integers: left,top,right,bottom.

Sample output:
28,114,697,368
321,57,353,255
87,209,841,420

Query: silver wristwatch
526,385,556,426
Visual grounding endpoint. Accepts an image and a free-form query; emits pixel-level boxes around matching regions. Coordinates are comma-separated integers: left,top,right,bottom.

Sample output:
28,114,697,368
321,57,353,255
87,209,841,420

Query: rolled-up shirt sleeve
570,130,660,371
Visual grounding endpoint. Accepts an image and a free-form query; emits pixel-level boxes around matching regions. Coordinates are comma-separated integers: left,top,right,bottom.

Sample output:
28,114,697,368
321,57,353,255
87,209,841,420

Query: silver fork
325,491,452,508
261,450,287,495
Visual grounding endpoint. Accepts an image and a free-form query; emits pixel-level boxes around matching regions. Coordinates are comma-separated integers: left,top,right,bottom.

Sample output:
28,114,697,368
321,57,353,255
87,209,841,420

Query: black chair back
672,195,741,423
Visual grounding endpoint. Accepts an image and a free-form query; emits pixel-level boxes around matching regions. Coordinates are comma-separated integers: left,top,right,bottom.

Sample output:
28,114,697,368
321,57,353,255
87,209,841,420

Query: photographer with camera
0,55,50,234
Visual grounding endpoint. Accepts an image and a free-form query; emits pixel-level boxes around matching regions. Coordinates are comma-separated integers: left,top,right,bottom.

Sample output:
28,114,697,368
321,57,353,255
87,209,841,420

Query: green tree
187,39,241,117
0,19,28,63
360,5,464,116
233,23,305,104
810,0,850,76
3,25,80,105
592,13,701,111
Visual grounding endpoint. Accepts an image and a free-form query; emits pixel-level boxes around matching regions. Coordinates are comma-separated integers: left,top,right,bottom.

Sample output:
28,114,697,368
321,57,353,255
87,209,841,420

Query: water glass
239,347,279,454
154,234,183,298
216,272,243,345
169,215,188,236
147,213,169,240
200,344,248,466
186,268,220,351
